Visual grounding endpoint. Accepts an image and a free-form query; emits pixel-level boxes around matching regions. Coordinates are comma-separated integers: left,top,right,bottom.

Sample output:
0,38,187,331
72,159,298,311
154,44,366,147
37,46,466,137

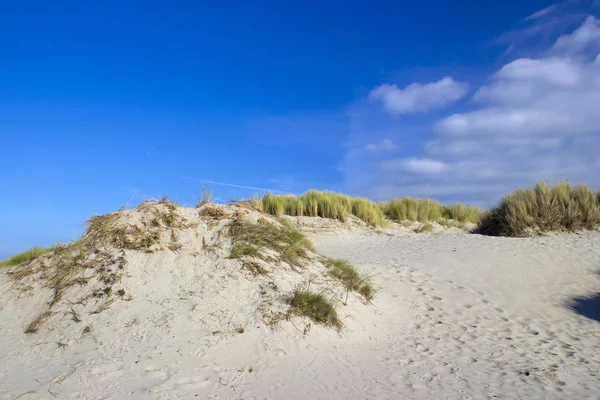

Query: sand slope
1,210,599,399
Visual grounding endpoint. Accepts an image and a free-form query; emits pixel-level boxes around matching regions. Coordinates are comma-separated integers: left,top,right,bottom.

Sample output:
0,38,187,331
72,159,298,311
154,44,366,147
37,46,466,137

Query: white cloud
339,14,600,204
381,158,448,174
365,139,396,152
369,77,468,115
552,16,600,56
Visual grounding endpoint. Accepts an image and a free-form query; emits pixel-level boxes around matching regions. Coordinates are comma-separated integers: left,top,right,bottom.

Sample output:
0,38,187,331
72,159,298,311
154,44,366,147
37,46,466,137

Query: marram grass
477,181,600,236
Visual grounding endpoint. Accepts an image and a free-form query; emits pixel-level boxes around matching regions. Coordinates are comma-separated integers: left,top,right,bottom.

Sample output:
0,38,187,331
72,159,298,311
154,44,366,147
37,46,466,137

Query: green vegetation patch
289,288,340,328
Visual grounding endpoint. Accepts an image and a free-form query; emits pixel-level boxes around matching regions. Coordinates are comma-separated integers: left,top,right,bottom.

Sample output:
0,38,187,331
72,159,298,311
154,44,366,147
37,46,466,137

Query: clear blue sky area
2,0,595,257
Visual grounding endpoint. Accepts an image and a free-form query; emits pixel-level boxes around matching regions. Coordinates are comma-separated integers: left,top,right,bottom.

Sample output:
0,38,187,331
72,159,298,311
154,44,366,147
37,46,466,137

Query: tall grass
380,198,483,224
254,191,386,227
0,246,55,268
477,181,600,236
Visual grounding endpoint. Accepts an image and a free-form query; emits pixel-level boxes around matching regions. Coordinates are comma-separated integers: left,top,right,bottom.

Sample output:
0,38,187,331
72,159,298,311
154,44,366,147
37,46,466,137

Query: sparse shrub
289,288,340,328
0,246,55,268
323,258,375,302
477,181,600,236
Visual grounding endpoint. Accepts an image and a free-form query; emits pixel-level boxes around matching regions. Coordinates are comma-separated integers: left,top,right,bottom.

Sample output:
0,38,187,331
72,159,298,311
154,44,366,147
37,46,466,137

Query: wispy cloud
181,177,286,193
340,7,600,204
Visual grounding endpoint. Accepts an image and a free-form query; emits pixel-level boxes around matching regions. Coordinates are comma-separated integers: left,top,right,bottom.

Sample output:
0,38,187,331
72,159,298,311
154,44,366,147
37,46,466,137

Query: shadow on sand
568,292,600,322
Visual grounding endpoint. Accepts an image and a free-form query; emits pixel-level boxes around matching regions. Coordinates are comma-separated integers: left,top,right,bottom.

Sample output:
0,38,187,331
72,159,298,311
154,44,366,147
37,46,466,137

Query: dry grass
323,258,375,302
289,288,340,328
86,199,187,252
477,181,600,236
0,246,56,268
252,191,387,227
24,311,53,334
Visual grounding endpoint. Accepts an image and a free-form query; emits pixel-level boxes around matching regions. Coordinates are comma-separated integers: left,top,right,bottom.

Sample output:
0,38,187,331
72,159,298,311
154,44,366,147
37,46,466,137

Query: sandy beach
1,204,599,400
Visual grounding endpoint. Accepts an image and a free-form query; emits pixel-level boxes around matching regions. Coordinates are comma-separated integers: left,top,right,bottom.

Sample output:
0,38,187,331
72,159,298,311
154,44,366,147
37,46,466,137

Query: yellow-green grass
0,246,55,268
252,191,386,227
289,288,340,328
477,181,600,237
323,258,375,302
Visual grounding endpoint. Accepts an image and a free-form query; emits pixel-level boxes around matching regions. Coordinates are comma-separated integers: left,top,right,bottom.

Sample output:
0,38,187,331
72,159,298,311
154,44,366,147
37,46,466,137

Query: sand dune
1,205,599,399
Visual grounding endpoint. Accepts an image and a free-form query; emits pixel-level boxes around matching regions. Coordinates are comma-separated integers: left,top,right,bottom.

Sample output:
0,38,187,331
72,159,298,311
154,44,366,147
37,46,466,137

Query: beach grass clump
229,218,315,267
289,288,340,328
0,246,56,268
381,197,444,222
323,258,375,302
477,181,600,236
442,204,484,223
253,191,386,226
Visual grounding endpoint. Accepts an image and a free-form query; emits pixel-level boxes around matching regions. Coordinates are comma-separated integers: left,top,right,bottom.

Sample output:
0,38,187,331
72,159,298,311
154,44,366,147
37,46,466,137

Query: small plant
323,258,375,302
230,243,260,259
228,219,314,267
289,288,340,328
197,186,214,207
24,311,53,334
0,246,55,268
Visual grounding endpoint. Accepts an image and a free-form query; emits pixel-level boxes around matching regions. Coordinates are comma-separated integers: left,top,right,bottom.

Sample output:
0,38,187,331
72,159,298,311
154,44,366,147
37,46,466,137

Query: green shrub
289,288,340,328
0,246,55,268
477,181,600,236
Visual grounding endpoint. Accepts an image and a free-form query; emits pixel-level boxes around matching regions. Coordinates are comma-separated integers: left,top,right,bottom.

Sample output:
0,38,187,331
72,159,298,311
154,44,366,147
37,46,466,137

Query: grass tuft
289,288,340,328
229,218,315,267
477,181,600,236
0,246,55,268
230,243,260,258
323,258,375,302
24,311,53,334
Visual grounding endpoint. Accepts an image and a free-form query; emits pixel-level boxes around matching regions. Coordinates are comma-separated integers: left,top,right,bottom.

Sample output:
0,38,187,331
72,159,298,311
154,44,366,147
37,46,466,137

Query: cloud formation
341,11,600,205
365,139,396,152
369,77,468,115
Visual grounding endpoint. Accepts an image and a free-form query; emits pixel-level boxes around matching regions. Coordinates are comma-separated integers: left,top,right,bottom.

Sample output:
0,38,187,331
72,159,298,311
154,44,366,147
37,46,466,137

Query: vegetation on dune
228,218,315,267
381,198,484,224
289,288,341,328
0,246,56,268
250,191,387,227
323,258,375,302
477,181,600,237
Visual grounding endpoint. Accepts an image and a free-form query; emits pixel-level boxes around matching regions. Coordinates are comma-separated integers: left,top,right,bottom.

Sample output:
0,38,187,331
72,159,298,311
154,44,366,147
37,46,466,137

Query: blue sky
2,0,600,257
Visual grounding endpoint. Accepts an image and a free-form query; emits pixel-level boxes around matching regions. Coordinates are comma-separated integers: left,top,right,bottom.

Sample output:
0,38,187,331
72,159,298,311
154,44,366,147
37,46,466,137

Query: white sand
1,208,599,399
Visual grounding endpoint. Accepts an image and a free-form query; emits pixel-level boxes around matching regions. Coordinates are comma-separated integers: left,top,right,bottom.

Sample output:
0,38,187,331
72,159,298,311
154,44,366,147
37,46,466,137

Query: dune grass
0,246,55,268
477,181,600,236
252,191,386,227
289,288,340,328
229,218,315,267
381,198,484,224
323,258,375,302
